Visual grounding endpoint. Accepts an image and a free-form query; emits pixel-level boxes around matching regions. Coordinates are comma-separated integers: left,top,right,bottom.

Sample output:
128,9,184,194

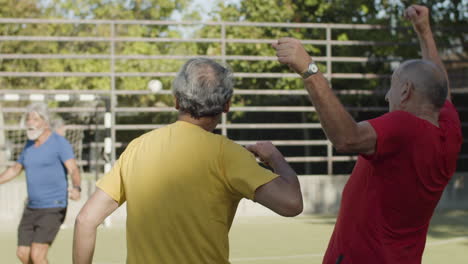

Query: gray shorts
17,207,67,246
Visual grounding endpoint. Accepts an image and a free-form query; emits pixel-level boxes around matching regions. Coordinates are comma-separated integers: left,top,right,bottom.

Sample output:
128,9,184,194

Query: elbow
280,201,303,217
334,144,350,153
279,194,303,217
333,139,357,154
289,199,304,217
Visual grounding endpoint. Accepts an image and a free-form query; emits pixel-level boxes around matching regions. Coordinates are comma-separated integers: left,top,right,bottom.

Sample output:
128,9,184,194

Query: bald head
395,59,447,109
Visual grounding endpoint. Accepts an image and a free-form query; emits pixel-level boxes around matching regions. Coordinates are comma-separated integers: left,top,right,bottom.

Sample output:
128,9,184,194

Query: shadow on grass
304,210,468,245
427,210,468,242
302,214,337,226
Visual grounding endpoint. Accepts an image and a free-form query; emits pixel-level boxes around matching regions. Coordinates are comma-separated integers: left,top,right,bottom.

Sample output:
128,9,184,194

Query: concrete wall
0,174,467,226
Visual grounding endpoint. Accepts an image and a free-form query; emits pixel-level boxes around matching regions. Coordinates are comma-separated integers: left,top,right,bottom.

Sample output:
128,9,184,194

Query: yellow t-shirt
96,120,279,264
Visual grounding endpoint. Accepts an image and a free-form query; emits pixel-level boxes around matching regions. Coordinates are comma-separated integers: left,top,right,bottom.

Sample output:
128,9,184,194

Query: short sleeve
222,139,279,200
364,111,417,161
96,155,126,206
17,141,33,166
439,100,463,158
439,100,461,129
57,135,75,163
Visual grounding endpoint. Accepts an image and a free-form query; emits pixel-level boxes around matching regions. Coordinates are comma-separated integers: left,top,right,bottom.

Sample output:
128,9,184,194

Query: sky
171,0,240,21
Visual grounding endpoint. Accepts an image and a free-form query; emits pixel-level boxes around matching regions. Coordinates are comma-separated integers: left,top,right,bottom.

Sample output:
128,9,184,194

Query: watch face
310,63,319,73
301,62,319,78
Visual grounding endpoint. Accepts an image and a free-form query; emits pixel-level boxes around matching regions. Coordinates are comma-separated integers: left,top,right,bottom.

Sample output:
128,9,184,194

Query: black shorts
17,207,67,246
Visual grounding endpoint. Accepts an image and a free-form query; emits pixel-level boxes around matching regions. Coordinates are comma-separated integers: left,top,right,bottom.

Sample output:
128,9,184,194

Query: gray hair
50,117,65,130
398,59,448,109
21,102,51,127
172,58,234,118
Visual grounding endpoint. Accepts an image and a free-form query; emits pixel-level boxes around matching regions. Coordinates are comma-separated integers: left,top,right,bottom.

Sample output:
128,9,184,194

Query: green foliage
0,0,191,144
200,0,466,101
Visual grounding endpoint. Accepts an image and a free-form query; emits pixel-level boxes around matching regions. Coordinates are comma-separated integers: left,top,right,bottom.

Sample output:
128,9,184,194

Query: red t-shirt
323,100,462,264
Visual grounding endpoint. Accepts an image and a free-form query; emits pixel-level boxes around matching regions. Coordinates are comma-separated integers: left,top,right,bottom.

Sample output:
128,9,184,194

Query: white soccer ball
148,80,163,93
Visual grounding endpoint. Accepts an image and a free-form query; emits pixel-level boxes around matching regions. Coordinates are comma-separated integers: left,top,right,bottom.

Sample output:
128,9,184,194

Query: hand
272,37,312,74
246,141,284,167
404,5,431,35
69,187,81,201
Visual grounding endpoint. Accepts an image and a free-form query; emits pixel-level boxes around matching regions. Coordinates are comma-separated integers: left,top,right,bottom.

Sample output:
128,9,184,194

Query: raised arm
272,38,377,154
73,188,119,264
247,142,303,217
0,162,23,185
405,4,451,100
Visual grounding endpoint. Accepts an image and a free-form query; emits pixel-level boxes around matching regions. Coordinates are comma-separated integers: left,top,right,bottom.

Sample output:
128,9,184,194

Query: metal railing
0,18,466,176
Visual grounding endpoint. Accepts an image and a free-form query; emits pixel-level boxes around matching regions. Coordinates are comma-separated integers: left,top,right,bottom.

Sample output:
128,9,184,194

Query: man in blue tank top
0,103,81,264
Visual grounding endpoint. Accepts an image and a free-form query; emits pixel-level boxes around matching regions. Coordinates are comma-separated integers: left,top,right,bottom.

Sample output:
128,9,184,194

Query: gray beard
26,128,44,140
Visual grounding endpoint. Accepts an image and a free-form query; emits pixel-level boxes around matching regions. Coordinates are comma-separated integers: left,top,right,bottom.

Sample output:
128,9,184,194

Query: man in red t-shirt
273,4,462,264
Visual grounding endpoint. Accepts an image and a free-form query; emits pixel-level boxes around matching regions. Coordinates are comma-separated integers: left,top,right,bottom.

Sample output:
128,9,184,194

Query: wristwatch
300,62,319,79
73,185,82,192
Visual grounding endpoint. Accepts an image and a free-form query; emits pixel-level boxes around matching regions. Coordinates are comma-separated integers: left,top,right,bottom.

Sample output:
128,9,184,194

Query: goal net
5,125,84,167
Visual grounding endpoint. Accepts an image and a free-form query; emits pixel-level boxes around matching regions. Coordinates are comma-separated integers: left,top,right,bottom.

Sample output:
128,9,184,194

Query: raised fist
404,5,431,35
272,37,312,74
246,141,283,167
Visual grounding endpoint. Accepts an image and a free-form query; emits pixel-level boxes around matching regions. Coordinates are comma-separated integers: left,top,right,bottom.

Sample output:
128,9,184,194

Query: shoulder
439,100,461,128
51,132,71,143
135,125,170,146
440,100,458,114
220,136,252,158
50,133,74,153
373,110,416,122
367,111,424,143
125,134,144,152
369,110,421,129
220,136,239,150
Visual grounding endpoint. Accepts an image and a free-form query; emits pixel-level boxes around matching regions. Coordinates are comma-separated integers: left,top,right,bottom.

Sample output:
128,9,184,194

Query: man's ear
400,81,413,104
223,99,231,113
174,98,180,110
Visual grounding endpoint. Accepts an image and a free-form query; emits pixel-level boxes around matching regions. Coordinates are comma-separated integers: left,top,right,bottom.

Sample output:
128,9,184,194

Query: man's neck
404,103,440,127
177,113,220,132
35,129,52,146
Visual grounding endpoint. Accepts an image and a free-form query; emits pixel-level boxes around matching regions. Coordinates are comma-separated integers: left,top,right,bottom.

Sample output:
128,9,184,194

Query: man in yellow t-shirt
73,58,303,264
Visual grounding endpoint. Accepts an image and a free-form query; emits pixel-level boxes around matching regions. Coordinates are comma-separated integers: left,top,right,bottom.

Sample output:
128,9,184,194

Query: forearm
417,30,447,75
73,189,119,263
270,155,299,188
0,176,11,185
0,170,12,185
73,222,97,264
417,28,450,98
71,170,81,187
268,154,303,215
303,73,359,151
0,165,20,185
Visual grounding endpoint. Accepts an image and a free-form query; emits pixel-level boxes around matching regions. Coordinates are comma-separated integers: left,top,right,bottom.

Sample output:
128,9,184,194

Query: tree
193,0,467,174
0,0,193,156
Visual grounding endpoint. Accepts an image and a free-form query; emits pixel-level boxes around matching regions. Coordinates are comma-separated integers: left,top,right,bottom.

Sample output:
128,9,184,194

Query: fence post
109,22,117,165
326,25,333,176
221,22,228,137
